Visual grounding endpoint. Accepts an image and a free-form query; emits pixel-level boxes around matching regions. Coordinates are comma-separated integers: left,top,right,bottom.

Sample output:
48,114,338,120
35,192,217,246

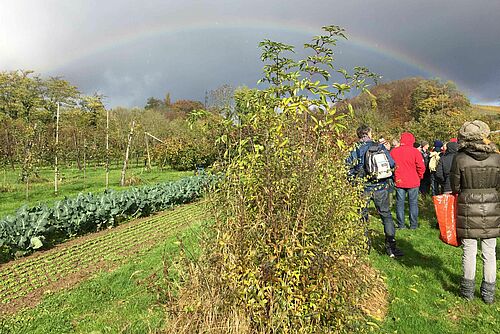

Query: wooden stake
105,108,110,189
83,137,87,181
54,102,60,195
120,120,135,186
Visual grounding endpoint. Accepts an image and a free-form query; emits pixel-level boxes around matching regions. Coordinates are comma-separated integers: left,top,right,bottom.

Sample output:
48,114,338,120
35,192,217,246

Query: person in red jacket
390,132,426,229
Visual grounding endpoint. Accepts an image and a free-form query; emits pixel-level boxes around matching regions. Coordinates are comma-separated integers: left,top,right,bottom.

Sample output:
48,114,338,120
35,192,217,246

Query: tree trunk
74,130,82,170
120,120,135,186
5,127,15,171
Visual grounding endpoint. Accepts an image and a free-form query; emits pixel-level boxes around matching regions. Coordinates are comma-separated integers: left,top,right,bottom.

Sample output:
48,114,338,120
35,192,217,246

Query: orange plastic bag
433,194,461,247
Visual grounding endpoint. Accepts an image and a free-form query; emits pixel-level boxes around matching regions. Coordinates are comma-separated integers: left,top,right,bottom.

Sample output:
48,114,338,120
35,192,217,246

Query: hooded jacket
390,132,426,188
435,142,458,193
450,141,500,239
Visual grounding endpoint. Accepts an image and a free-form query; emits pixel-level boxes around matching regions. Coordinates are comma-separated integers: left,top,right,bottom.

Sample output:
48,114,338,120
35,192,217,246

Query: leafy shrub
156,135,215,171
0,174,212,260
406,109,472,142
162,25,384,333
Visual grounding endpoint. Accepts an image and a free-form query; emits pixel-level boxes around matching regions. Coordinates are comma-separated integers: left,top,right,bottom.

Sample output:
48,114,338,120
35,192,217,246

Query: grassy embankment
473,104,500,120
0,165,191,218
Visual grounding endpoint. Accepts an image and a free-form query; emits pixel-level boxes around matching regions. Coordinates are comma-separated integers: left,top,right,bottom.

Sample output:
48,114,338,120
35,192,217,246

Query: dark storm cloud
57,28,269,107
2,0,499,106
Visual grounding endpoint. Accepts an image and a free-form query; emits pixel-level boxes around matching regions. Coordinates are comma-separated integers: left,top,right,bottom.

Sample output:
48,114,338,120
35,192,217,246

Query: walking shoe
385,236,404,258
391,246,404,257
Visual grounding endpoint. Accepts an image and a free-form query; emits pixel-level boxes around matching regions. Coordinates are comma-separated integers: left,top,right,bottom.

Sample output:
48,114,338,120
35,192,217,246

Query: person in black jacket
419,141,431,195
435,141,458,193
450,120,500,304
346,125,403,258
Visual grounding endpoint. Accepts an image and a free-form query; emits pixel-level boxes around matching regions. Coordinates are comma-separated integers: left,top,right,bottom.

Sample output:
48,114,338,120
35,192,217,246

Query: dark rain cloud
1,0,499,106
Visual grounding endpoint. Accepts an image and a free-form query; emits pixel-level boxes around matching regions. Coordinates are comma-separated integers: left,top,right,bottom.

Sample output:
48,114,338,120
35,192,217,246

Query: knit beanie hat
458,120,490,142
433,140,443,150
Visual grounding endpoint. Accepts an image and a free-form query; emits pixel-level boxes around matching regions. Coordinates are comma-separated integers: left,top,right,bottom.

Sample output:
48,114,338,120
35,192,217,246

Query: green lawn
368,196,500,333
0,165,191,219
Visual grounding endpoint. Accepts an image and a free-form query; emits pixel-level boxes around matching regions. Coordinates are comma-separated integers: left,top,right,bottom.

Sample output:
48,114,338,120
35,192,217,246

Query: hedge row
0,174,212,259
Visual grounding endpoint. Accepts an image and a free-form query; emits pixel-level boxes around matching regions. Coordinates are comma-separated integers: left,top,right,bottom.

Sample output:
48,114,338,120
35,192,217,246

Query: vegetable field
0,166,192,219
0,201,207,315
0,174,210,260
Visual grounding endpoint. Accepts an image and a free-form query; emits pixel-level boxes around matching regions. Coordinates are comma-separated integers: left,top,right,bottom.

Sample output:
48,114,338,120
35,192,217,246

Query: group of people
347,120,500,305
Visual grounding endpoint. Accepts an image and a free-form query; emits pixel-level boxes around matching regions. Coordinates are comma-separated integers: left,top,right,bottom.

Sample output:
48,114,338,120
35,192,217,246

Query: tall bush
163,26,385,333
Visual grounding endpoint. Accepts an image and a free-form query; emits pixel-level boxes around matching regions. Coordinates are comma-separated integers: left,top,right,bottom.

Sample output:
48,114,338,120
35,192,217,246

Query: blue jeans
395,187,419,229
362,187,396,238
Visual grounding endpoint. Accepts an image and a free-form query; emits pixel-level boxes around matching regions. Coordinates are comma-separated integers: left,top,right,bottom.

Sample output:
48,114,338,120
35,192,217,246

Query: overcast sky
1,0,499,107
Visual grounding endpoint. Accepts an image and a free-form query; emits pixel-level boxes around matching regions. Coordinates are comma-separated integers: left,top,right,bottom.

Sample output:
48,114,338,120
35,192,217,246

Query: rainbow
47,18,474,98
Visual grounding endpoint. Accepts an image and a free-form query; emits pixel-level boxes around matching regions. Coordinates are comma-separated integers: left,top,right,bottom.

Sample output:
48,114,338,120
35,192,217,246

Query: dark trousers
430,173,442,196
362,187,396,238
420,173,431,195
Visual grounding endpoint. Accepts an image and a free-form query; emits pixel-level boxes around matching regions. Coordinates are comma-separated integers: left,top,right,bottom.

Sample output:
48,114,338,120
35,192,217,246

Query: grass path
368,197,500,333
0,201,207,316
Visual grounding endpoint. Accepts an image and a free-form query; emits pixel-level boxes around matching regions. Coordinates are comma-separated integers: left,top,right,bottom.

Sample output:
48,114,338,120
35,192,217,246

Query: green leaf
30,236,43,249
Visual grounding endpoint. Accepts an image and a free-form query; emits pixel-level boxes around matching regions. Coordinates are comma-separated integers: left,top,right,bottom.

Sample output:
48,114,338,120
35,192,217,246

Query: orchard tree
42,77,79,117
81,93,106,128
170,99,204,114
0,70,44,121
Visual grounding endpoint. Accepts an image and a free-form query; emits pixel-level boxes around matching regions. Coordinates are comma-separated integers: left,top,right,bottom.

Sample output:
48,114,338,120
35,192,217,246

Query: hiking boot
385,236,404,258
391,246,404,257
480,280,495,304
460,278,475,301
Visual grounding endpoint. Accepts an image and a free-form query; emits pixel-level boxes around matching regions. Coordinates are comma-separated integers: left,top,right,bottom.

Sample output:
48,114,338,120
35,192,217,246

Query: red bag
433,194,461,247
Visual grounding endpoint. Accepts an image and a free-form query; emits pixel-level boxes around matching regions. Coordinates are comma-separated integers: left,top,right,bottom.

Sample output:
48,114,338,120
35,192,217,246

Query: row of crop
0,203,207,308
0,174,213,260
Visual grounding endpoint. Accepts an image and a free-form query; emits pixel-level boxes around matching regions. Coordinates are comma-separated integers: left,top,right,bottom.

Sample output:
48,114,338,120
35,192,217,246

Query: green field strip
2,205,200,276
0,202,208,308
2,207,203,283
2,224,184,297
